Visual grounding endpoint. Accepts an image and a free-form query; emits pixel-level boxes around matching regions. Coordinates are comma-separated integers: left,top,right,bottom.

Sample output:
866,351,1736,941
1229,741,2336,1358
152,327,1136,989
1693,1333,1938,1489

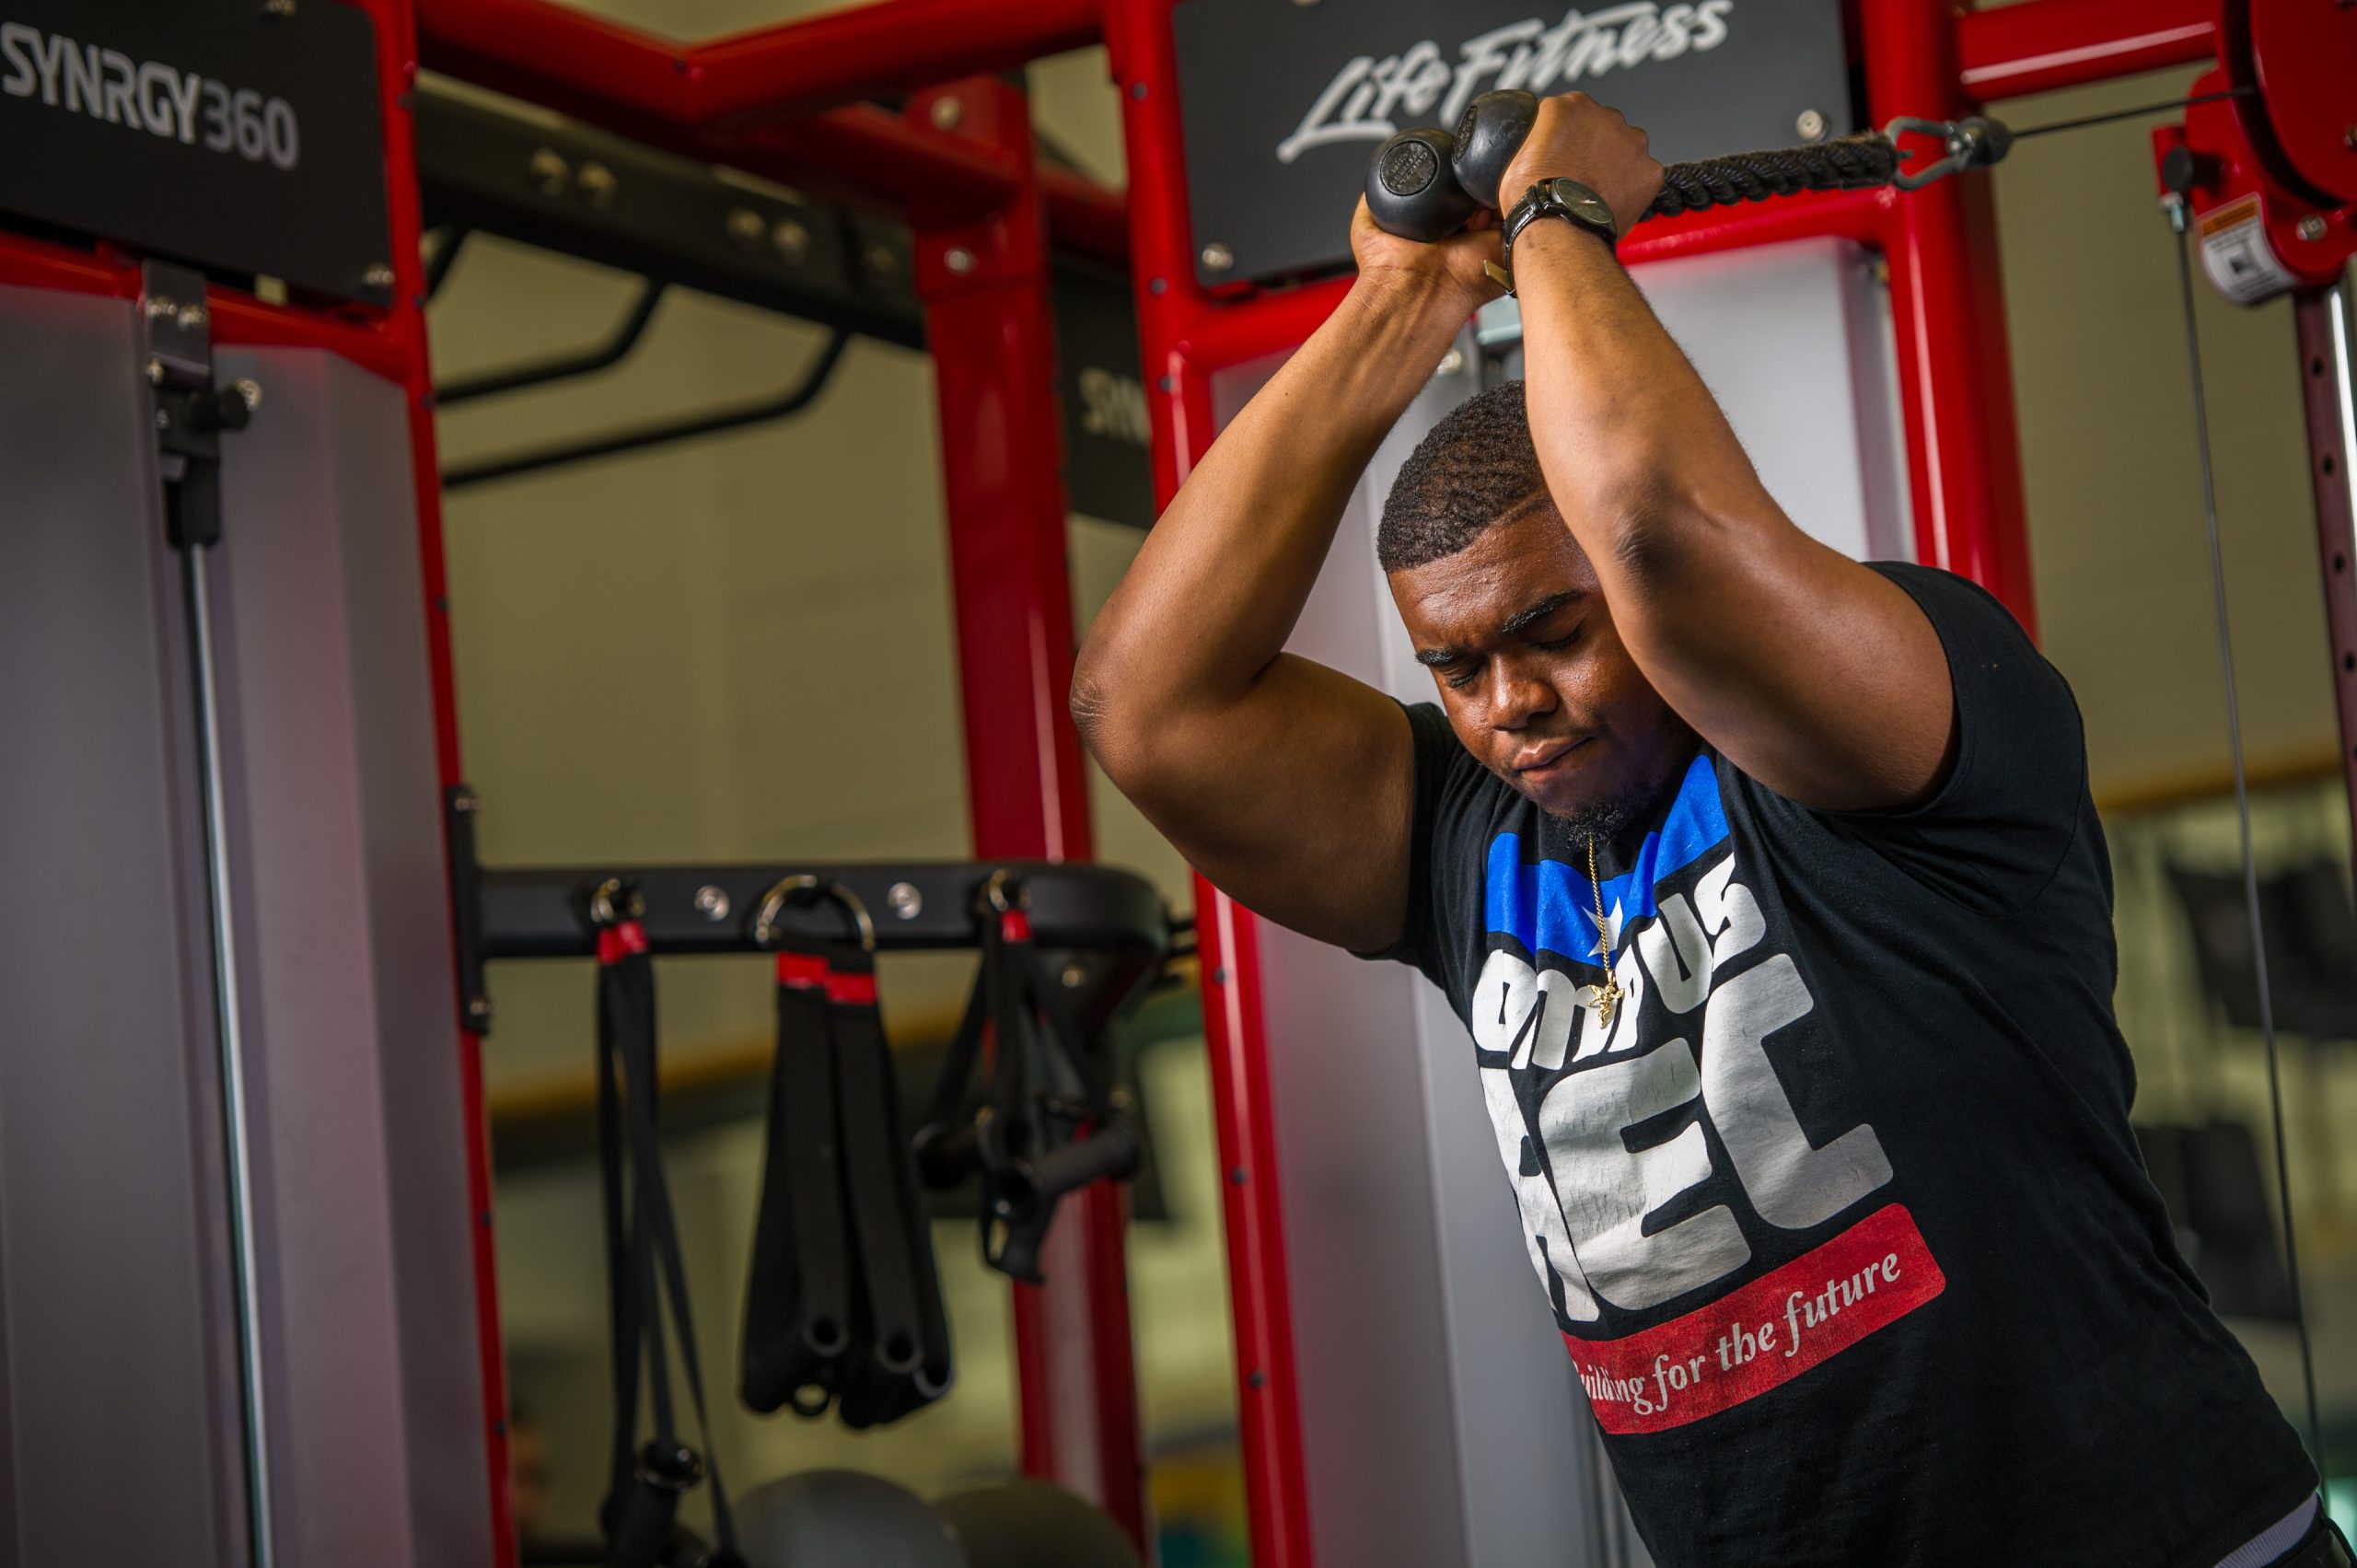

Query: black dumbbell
1365,89,1541,241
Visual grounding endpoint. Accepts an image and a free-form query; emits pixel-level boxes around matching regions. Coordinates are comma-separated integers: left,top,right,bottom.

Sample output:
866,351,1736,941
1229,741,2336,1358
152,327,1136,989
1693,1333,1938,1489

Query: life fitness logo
1277,2,1737,165
2,20,304,171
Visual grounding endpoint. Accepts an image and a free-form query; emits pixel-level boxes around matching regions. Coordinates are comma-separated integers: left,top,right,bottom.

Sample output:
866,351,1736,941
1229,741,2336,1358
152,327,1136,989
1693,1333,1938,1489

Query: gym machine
1,3,2351,1567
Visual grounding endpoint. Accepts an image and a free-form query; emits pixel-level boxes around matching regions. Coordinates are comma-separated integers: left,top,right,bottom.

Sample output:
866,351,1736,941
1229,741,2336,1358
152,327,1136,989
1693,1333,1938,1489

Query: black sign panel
1172,0,1852,287
0,0,393,304
1052,257,1155,530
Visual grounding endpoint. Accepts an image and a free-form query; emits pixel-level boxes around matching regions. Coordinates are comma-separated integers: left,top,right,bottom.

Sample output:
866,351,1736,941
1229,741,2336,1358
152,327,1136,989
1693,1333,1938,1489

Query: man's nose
1486,657,1557,731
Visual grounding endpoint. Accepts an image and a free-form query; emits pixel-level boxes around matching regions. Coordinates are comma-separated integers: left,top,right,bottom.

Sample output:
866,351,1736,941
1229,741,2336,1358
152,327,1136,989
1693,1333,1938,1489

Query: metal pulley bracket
2150,0,2356,308
138,260,260,550
1883,115,2015,192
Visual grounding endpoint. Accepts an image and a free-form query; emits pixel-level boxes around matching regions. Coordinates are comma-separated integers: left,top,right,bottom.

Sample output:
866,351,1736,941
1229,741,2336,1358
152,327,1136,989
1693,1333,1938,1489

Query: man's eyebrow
1415,645,1468,668
1499,590,1584,638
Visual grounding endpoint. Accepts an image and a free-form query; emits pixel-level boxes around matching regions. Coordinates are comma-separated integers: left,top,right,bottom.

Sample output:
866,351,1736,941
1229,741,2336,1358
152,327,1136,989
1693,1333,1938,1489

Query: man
1072,93,2334,1566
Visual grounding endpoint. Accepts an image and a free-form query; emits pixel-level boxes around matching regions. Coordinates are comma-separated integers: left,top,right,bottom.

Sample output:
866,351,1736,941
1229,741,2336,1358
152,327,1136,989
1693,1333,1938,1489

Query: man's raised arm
1504,96,1958,812
1071,210,1497,952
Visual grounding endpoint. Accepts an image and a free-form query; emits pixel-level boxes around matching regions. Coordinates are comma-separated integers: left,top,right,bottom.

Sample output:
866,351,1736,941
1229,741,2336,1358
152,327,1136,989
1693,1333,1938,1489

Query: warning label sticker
2197,194,2298,306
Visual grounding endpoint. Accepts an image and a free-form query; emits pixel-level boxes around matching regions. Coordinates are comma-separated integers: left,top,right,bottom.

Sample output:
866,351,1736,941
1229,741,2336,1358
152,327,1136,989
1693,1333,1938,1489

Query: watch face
1550,180,1614,226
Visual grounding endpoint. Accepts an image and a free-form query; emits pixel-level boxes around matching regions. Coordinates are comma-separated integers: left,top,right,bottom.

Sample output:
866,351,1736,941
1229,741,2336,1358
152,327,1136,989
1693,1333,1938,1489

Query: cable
2012,87,2254,144
2165,202,2324,1466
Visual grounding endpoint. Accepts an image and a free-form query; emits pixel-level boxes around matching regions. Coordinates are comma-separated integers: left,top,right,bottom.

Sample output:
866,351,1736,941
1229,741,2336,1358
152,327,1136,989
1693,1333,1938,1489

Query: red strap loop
775,952,829,989
597,920,649,966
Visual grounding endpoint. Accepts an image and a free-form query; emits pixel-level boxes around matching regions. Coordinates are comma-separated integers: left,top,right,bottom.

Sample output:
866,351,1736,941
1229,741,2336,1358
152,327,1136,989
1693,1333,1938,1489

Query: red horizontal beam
695,0,1101,123
1041,165,1132,266
0,234,411,383
1176,186,1895,378
1956,0,2218,103
415,0,1123,247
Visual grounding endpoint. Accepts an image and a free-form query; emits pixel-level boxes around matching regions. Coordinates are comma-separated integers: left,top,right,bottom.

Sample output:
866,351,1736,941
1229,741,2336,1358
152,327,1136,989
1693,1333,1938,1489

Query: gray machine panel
0,290,489,1564
213,345,490,1563
0,285,244,1566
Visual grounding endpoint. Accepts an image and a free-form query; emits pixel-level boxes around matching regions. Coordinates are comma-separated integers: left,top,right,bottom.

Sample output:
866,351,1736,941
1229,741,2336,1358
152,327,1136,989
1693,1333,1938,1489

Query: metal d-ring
588,877,644,927
981,866,1028,916
752,874,877,952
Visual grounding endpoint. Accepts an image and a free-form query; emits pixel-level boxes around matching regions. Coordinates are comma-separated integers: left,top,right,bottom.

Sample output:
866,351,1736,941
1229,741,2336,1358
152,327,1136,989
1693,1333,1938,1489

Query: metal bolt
263,0,296,15
145,296,177,320
772,219,811,264
466,997,495,1028
727,207,766,248
575,161,617,209
930,97,963,131
155,409,171,430
362,262,394,291
1061,962,1086,989
944,246,977,275
146,358,166,385
232,377,261,412
451,788,482,815
865,241,900,277
1435,346,1466,377
1109,1086,1136,1112
1201,241,1235,273
178,304,207,331
693,885,731,922
887,882,923,920
528,147,570,199
1796,109,1828,142
2298,214,2329,243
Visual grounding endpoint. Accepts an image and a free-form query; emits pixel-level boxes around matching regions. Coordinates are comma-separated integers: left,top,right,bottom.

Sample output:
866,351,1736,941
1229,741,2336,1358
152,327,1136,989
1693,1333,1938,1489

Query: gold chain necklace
1586,836,1625,1031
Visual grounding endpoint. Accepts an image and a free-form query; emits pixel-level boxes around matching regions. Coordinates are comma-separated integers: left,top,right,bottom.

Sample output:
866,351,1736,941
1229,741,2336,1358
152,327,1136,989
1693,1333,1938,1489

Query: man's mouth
1512,736,1589,775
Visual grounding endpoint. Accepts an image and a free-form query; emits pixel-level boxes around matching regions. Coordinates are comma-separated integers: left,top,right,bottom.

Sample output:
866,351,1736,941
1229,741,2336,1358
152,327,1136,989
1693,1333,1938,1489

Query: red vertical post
367,0,517,1561
1102,4,1318,1565
907,75,1149,1551
1865,0,2039,629
2293,289,2357,887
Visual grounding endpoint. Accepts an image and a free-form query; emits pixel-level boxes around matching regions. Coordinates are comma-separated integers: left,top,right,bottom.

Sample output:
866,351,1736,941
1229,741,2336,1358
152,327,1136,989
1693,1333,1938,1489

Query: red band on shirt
1564,1203,1945,1434
824,970,877,1005
775,952,828,989
597,922,648,965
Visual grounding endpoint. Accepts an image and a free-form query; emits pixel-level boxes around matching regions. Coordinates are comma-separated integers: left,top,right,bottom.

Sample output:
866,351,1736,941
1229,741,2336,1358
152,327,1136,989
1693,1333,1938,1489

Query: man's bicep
1620,520,1957,813
1124,656,1420,955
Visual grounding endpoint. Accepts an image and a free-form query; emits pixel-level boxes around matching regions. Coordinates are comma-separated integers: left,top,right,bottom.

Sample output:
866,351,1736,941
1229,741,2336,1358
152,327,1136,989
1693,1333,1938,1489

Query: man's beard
1546,796,1633,844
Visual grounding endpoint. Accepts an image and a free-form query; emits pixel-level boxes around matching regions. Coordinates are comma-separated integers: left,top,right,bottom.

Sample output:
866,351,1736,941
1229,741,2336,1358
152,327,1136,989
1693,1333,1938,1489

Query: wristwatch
1500,178,1620,292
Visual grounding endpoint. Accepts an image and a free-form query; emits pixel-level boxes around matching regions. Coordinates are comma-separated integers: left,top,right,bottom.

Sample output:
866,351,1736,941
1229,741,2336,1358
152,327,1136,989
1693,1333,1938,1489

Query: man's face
1389,497,1694,828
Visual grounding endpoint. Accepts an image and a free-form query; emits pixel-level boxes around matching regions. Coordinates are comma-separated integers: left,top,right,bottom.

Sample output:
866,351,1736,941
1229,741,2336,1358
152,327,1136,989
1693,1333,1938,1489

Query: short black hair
1377,379,1546,573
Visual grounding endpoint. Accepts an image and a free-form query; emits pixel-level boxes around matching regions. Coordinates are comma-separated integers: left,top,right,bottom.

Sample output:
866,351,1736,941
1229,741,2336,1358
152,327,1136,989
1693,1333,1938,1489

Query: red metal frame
7,1,2340,1563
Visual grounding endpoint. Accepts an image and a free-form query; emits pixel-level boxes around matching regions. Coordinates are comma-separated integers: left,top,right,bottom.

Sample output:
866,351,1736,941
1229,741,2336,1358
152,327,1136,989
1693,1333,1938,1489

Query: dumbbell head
1364,127,1480,242
1452,88,1539,211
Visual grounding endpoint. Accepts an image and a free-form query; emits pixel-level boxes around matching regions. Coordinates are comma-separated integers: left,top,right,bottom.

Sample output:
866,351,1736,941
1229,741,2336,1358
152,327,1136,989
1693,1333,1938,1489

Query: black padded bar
477,860,1169,963
412,81,923,351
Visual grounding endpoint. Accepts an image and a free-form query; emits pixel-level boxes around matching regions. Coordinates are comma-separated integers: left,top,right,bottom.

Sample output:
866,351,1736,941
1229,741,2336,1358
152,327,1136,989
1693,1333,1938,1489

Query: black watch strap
1501,178,1620,293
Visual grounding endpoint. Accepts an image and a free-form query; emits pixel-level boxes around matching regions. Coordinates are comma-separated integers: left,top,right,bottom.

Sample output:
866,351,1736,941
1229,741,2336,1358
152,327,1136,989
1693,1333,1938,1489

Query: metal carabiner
1883,114,2014,191
587,876,644,928
752,873,878,952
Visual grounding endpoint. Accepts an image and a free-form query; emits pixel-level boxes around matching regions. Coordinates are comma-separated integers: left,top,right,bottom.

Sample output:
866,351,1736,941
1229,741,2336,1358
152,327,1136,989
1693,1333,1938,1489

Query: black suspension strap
916,871,1143,1285
591,879,741,1568
2164,203,2325,1465
740,877,953,1431
740,929,852,1416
